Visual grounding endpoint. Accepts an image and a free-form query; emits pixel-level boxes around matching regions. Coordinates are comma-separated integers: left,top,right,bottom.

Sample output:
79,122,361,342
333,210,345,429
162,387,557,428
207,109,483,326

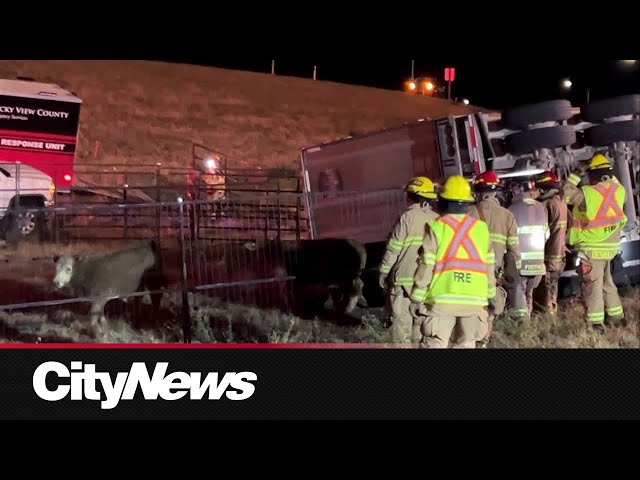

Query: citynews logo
33,361,257,410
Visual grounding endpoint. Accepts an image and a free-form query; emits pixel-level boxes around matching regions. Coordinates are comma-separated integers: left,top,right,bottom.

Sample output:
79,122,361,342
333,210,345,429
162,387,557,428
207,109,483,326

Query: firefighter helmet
588,153,613,171
535,170,560,188
473,170,501,191
440,175,475,202
405,176,437,199
508,176,537,192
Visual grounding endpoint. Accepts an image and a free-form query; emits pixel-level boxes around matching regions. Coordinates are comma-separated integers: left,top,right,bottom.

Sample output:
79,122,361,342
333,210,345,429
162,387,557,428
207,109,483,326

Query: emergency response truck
300,94,640,298
0,77,82,192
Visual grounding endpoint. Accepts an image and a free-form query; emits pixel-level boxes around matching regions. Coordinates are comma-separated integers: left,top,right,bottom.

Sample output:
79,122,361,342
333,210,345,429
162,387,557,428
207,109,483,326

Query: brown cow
284,238,368,319
197,240,293,313
53,240,167,328
219,238,368,322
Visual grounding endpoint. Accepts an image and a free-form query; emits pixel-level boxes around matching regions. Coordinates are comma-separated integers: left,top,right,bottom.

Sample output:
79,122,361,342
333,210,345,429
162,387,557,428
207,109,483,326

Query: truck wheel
5,210,45,247
501,100,574,130
584,118,640,146
504,125,576,155
580,94,640,123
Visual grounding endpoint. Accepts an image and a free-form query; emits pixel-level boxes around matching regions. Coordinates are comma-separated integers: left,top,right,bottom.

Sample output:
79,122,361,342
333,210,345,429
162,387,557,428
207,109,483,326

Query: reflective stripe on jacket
541,192,569,270
564,174,627,261
508,194,549,276
379,203,439,288
410,213,496,307
469,194,521,276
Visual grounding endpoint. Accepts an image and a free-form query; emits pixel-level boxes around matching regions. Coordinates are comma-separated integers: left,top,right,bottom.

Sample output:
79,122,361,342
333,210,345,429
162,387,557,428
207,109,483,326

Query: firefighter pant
578,258,624,325
543,264,564,315
481,285,507,344
387,287,420,344
416,303,489,349
505,275,542,317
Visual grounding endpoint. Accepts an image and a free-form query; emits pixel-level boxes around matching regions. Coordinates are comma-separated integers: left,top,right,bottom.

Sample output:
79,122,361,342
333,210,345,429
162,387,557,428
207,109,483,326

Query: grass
1,287,637,347
0,60,636,348
0,60,480,181
491,291,639,348
0,240,637,348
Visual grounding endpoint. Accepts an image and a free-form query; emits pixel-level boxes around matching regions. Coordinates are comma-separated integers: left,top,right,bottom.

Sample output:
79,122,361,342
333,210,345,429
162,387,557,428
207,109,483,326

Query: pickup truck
0,161,55,245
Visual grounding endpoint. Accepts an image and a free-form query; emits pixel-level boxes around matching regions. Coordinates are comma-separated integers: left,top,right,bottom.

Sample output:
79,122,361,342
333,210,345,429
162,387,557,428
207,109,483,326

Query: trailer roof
0,78,82,103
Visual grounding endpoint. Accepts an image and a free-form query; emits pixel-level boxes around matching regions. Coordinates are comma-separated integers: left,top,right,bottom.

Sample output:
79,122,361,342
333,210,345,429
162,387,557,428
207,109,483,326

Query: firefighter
562,153,627,333
378,176,440,344
506,177,550,318
469,170,521,347
535,170,569,315
409,175,496,349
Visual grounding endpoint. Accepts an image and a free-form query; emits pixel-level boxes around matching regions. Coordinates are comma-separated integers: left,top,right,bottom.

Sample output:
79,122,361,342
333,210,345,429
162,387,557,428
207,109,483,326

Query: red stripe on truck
0,128,77,142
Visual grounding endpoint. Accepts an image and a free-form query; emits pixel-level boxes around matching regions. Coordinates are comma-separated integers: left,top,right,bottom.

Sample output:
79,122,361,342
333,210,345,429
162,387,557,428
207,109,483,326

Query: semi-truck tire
584,118,640,146
504,125,576,155
580,94,640,123
501,100,574,130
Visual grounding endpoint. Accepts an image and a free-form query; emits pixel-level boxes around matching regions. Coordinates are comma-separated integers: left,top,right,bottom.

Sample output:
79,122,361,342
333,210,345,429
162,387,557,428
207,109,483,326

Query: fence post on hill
178,198,192,343
276,183,281,241
295,176,302,241
123,185,129,240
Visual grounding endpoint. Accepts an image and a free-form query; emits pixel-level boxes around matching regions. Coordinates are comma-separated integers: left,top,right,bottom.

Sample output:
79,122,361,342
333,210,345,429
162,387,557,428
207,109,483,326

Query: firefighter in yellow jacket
535,170,569,315
469,170,521,346
409,175,496,348
378,176,440,344
562,153,627,333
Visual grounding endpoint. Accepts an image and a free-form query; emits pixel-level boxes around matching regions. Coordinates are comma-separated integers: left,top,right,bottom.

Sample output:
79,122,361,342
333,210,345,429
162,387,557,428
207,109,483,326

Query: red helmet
474,170,501,191
536,170,559,187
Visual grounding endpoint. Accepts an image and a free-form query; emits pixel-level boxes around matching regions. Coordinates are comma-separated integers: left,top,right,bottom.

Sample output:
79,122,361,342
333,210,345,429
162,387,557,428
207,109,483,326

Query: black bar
0,349,637,420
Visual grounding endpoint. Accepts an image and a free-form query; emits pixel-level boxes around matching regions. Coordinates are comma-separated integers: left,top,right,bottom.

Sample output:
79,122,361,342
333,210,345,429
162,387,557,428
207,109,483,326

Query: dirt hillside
0,60,480,171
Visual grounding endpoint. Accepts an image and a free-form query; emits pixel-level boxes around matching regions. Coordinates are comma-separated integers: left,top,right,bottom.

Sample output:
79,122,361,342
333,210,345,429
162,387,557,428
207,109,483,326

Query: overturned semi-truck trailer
300,94,640,304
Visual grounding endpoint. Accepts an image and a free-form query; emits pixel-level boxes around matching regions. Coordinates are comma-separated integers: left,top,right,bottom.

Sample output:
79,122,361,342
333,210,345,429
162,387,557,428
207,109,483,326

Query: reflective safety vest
509,197,549,276
568,180,627,260
420,214,494,307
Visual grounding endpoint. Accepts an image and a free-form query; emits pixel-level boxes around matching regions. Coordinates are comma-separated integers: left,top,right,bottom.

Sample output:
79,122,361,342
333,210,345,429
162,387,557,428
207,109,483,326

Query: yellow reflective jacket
563,173,627,261
379,203,440,289
410,213,496,307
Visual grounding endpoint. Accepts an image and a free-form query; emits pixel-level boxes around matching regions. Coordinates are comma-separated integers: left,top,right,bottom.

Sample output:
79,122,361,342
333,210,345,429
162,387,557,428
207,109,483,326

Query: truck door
435,113,492,181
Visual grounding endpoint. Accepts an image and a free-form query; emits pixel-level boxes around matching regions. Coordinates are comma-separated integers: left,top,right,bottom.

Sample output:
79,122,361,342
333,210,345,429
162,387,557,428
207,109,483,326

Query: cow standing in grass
228,238,369,323
287,238,369,320
53,240,167,328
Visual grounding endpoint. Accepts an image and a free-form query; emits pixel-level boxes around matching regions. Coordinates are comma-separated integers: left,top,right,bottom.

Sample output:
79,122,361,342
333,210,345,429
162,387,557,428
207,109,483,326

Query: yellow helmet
589,153,613,171
440,175,475,202
405,176,437,199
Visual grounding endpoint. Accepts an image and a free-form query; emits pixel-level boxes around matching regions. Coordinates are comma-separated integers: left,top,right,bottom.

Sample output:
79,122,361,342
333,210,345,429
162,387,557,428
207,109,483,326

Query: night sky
158,57,639,110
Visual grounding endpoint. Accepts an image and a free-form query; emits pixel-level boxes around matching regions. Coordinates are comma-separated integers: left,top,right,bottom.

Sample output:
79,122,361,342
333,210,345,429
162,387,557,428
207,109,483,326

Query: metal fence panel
0,189,401,343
